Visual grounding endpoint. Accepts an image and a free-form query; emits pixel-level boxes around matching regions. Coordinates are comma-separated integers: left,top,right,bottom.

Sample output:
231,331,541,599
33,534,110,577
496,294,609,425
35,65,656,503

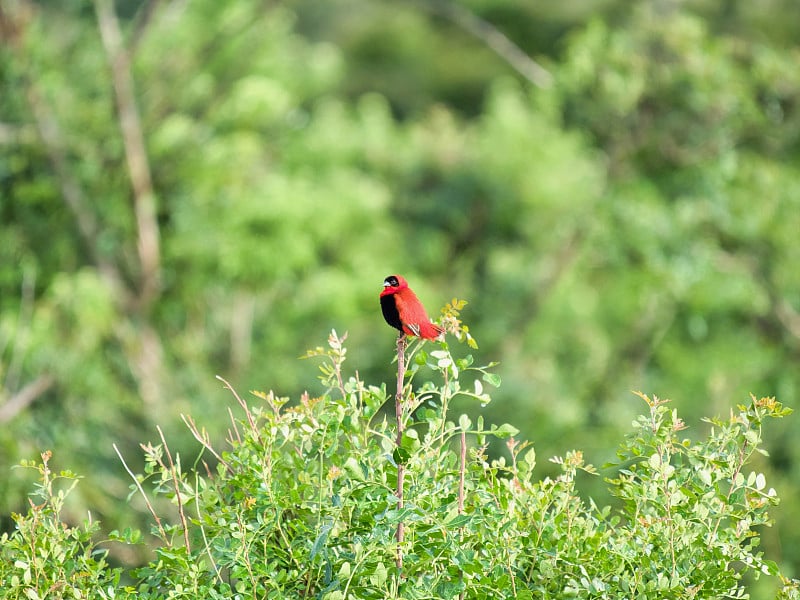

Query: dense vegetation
1,332,797,598
1,0,799,597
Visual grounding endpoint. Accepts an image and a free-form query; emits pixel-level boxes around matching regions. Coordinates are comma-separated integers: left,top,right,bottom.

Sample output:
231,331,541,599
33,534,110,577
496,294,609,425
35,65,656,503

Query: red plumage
380,275,444,340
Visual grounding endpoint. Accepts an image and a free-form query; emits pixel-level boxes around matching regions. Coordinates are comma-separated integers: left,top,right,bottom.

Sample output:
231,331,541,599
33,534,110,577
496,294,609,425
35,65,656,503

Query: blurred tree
0,0,405,543
0,0,798,593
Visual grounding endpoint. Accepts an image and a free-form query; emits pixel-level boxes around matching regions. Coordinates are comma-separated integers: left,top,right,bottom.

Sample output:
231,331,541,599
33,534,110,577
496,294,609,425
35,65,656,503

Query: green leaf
338,561,351,579
370,562,388,587
393,446,411,465
524,447,537,469
456,355,474,369
458,414,472,431
697,468,713,487
744,430,760,445
482,372,501,387
447,514,471,527
310,523,332,560
491,423,520,439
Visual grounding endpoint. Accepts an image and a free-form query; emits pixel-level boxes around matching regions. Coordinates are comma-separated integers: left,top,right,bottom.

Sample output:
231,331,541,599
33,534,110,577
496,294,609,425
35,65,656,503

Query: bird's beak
383,281,391,287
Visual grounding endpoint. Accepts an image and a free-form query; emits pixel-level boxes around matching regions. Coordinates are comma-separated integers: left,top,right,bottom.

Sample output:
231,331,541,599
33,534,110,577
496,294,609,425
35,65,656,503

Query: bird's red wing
395,289,441,340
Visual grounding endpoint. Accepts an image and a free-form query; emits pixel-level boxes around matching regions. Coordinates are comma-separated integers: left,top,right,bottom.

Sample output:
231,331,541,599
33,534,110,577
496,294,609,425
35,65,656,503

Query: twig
420,0,553,88
395,333,407,571
94,0,161,311
217,375,261,443
458,430,466,515
156,425,191,551
0,375,55,423
227,406,242,445
181,413,233,474
112,443,167,541
458,427,467,599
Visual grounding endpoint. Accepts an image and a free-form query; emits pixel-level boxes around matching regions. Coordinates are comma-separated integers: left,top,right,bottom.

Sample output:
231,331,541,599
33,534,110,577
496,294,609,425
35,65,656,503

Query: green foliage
0,452,121,599
7,333,797,598
605,392,794,597
2,0,800,594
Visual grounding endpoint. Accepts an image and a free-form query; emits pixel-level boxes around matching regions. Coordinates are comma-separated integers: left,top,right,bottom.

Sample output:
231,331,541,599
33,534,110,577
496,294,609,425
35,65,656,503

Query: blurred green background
1,0,798,595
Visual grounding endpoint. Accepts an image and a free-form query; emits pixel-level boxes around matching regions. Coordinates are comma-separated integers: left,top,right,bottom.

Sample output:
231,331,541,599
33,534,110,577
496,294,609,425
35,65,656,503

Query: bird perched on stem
380,275,444,340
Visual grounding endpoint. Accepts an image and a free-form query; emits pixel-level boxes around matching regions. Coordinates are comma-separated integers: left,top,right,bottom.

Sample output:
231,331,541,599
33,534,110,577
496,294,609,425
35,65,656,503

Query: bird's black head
383,275,400,288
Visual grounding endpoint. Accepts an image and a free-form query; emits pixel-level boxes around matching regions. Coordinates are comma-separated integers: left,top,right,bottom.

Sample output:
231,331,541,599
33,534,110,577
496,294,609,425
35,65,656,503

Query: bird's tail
402,321,444,340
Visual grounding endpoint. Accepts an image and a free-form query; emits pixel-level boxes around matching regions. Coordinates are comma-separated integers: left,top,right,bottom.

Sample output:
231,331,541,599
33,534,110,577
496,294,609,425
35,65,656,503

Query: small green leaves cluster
0,451,121,599
1,334,798,599
440,298,479,349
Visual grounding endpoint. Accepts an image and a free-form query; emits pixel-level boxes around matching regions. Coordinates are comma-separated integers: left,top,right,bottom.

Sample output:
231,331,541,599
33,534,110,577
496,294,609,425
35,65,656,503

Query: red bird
380,275,443,340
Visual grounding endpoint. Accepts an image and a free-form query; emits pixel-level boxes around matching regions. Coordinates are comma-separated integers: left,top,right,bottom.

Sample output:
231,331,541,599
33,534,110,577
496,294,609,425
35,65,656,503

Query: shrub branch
394,332,407,571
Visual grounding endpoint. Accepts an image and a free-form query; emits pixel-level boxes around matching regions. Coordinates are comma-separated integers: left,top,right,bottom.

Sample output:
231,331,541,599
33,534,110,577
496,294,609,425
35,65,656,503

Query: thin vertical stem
113,443,167,541
395,333,407,571
458,428,466,599
157,426,191,552
459,429,466,514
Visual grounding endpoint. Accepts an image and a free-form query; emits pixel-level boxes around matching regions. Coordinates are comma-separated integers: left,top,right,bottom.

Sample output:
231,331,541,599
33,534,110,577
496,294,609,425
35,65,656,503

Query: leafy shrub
0,452,121,599
1,328,798,599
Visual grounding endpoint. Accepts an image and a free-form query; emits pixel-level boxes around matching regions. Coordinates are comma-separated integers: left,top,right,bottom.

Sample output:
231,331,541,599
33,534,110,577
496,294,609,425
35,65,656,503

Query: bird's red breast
380,275,443,340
